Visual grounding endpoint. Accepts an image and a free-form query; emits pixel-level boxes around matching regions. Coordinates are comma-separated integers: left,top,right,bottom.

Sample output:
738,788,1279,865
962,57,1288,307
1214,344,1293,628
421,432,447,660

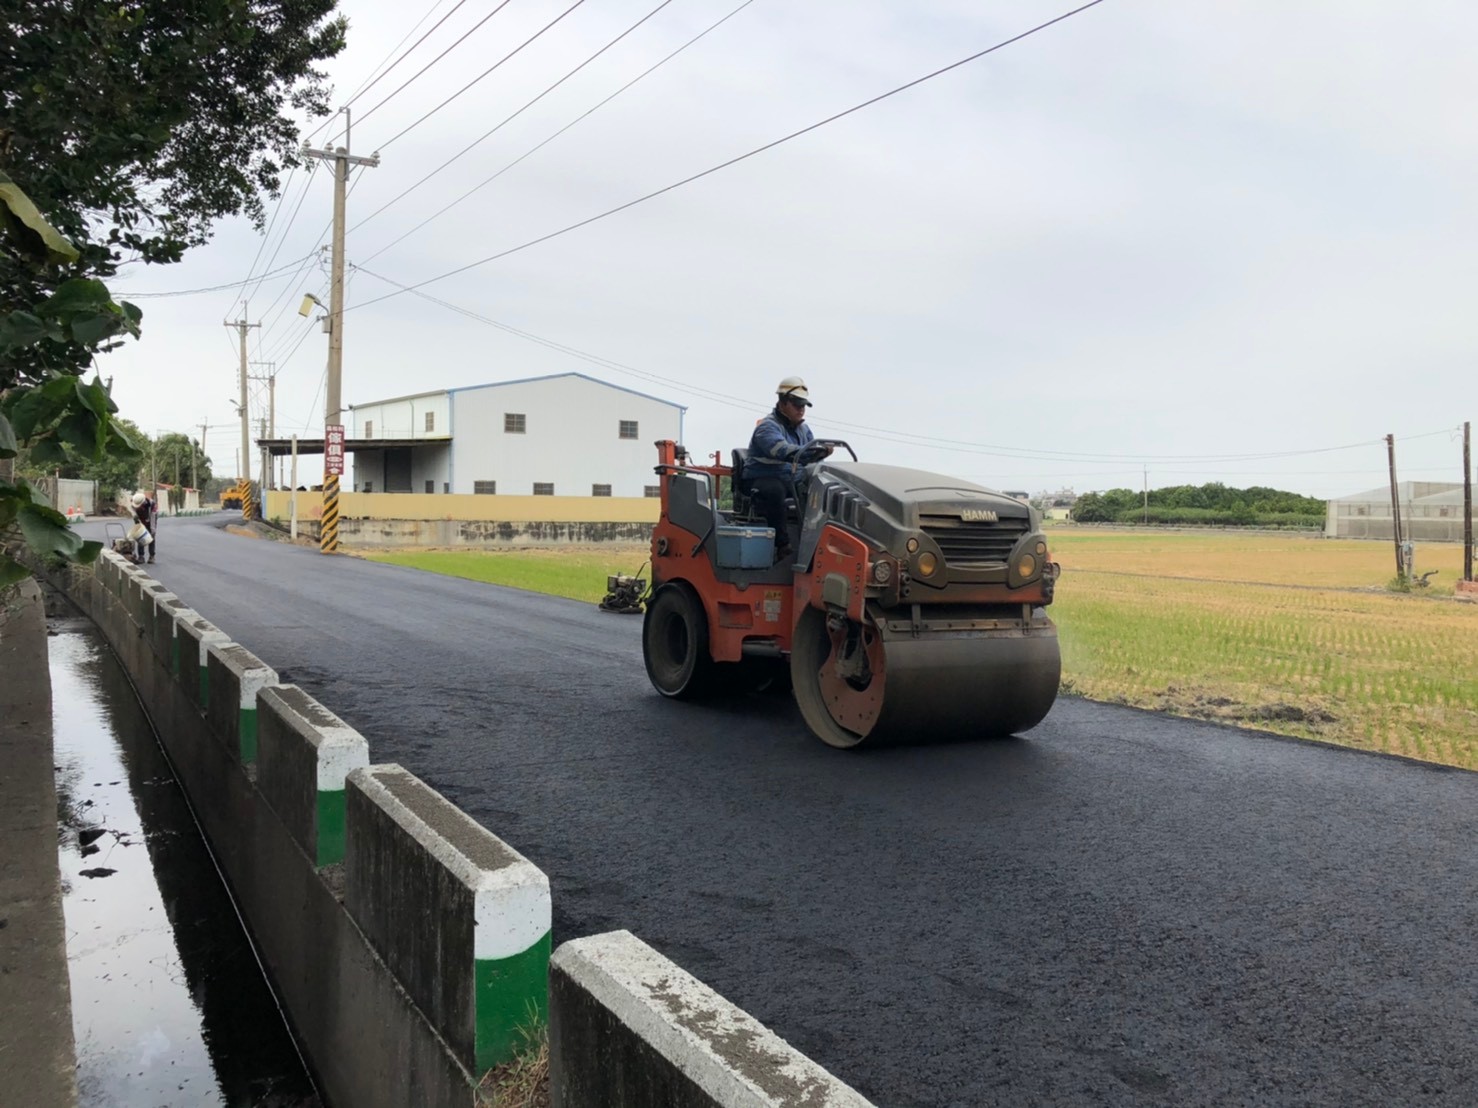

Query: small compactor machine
640,439,1062,748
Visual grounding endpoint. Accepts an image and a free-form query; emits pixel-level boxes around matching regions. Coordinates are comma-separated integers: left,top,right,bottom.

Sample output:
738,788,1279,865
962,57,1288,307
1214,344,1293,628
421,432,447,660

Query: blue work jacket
745,407,815,481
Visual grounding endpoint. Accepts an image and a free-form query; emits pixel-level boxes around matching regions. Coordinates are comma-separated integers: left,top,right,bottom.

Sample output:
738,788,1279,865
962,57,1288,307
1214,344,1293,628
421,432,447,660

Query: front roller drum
790,607,1061,749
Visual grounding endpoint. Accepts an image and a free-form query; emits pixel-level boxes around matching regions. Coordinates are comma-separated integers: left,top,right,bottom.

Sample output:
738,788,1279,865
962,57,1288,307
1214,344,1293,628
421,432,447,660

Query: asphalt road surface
87,516,1478,1107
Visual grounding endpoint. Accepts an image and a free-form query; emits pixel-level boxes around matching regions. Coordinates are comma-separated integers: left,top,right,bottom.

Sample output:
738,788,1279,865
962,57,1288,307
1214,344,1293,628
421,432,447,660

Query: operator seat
731,449,754,516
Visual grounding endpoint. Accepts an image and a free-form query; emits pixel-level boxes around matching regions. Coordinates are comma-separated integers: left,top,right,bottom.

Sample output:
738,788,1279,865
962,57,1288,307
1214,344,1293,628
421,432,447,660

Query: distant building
1325,481,1467,541
348,373,685,497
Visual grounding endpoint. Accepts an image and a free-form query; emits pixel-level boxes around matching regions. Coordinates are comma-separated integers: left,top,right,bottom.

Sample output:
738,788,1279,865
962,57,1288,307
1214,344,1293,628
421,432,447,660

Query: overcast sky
107,0,1476,498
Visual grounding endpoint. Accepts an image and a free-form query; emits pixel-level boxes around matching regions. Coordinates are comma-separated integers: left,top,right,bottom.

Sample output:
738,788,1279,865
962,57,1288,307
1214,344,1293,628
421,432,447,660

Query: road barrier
44,552,873,1107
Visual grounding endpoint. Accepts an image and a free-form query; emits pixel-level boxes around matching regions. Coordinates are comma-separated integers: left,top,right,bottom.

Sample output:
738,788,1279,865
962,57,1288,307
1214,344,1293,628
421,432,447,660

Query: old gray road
99,516,1478,1106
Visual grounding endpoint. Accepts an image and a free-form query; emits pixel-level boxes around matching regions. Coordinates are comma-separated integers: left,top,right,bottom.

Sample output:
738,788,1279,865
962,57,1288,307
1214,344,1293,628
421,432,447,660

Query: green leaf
75,540,103,564
75,376,111,418
56,410,101,456
17,504,84,559
28,437,68,465
0,310,50,350
0,171,80,264
0,557,30,590
70,310,127,348
0,411,15,459
42,278,113,317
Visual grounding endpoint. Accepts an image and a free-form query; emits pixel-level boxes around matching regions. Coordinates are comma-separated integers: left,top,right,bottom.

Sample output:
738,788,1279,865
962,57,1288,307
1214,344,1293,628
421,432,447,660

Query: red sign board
325,424,345,476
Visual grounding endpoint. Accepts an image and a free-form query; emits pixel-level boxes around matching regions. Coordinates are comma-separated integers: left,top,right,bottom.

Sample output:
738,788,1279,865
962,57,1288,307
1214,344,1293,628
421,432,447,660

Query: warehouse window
473,480,497,494
425,411,435,432
425,480,435,494
505,413,526,434
534,482,554,496
592,484,612,497
444,482,450,494
364,419,373,437
644,485,661,498
619,420,638,440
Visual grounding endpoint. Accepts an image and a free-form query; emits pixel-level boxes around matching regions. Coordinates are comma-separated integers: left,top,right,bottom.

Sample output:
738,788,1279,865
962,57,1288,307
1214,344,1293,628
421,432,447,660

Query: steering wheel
796,438,856,466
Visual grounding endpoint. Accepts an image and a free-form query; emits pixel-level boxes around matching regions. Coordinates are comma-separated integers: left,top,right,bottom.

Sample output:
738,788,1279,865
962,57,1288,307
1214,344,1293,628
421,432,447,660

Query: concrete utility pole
1464,420,1472,582
196,423,208,490
303,109,379,554
225,315,260,517
1386,433,1403,577
250,362,276,488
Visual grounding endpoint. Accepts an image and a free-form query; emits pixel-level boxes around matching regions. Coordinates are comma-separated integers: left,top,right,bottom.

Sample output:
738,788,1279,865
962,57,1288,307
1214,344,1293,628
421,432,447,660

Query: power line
353,265,1425,467
358,0,759,266
240,164,320,310
340,0,462,112
376,0,591,151
122,253,317,298
351,0,680,235
348,0,1109,311
353,0,516,132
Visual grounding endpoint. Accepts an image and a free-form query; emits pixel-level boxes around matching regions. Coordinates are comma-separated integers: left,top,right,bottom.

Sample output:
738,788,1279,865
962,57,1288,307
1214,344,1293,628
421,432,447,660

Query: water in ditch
50,608,319,1107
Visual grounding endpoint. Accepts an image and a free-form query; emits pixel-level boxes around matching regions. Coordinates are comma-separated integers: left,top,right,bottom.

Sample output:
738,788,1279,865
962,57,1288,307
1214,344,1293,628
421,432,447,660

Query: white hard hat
131,492,147,507
776,376,811,406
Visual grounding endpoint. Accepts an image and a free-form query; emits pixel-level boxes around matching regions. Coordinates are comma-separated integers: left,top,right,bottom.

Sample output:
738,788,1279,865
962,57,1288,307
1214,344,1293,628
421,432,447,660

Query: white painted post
290,434,299,540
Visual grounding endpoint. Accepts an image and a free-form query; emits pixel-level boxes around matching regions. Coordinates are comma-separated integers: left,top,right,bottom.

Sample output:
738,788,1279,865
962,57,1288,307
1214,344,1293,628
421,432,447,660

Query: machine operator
744,376,831,564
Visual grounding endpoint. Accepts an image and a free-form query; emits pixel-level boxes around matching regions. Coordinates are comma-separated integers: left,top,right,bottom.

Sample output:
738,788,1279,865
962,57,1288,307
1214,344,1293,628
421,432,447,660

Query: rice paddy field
1048,531,1478,769
366,531,1478,769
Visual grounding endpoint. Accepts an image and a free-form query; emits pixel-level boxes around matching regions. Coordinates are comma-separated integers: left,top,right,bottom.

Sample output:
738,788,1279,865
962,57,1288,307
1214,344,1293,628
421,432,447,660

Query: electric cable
348,0,1109,310
352,266,1425,466
351,0,680,234
339,0,461,112
123,254,317,298
352,0,517,131
357,0,760,264
375,0,591,151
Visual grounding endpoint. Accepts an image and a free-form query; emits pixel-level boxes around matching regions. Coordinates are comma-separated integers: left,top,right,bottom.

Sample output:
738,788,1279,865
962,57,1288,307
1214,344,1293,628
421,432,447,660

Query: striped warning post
240,479,256,521
320,473,340,553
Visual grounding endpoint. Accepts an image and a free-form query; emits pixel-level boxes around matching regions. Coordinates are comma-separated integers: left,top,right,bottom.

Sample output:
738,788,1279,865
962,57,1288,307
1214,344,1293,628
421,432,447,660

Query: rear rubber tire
643,583,714,699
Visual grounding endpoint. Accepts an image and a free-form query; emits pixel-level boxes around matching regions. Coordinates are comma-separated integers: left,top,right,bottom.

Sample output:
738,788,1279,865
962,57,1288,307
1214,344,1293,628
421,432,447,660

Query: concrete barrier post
257,686,370,866
346,765,552,1075
149,593,184,669
176,615,230,711
204,642,278,765
549,931,874,1108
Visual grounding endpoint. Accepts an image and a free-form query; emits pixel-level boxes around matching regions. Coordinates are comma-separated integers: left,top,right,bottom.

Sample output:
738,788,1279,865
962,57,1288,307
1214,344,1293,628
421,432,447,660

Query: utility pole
195,423,208,491
250,362,276,488
1464,420,1472,583
1142,467,1149,525
225,315,260,518
1386,433,1403,577
303,109,380,554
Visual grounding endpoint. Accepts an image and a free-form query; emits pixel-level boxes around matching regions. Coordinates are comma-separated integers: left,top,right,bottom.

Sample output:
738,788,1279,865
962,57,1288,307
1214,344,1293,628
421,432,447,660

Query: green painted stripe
474,931,552,1072
239,706,257,764
200,664,210,709
315,788,346,867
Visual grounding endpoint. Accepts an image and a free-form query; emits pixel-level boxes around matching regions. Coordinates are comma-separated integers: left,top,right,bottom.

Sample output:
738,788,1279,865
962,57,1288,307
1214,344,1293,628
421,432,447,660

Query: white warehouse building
347,372,685,497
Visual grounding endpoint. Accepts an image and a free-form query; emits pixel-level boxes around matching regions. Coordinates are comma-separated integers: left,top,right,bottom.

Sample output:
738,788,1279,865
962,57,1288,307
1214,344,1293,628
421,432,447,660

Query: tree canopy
1073,483,1326,528
1,0,347,386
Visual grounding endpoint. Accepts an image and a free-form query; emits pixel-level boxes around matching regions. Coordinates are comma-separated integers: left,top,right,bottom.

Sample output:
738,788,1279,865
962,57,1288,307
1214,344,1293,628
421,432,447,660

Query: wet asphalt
89,515,1478,1107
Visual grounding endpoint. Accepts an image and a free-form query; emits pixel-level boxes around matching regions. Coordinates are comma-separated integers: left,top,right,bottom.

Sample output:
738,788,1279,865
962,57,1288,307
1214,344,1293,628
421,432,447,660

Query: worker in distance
744,376,832,564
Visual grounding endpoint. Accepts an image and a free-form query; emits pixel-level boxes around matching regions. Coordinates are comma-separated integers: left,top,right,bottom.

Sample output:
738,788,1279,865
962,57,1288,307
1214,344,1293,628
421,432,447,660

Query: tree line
1071,483,1326,529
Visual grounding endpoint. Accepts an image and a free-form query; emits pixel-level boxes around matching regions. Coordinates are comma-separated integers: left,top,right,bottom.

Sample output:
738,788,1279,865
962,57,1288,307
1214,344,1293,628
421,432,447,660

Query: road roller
640,439,1061,748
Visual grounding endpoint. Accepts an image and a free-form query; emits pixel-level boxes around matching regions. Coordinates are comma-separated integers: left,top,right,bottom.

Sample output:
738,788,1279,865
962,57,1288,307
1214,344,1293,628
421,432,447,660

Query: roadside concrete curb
0,578,79,1108
205,642,278,765
549,930,874,1108
258,686,370,866
347,764,552,1073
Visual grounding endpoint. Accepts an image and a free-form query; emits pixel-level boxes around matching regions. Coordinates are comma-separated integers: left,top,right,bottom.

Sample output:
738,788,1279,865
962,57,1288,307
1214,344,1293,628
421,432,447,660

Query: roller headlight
917,552,938,578
872,560,893,584
1016,553,1037,579
906,537,920,553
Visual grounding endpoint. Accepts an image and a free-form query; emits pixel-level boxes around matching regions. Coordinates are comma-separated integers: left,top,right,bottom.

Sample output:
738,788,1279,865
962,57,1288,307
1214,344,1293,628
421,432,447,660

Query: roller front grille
919,513,1028,565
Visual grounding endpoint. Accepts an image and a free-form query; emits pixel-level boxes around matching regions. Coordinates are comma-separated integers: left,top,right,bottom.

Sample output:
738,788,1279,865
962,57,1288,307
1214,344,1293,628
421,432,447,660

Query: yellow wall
263,490,660,524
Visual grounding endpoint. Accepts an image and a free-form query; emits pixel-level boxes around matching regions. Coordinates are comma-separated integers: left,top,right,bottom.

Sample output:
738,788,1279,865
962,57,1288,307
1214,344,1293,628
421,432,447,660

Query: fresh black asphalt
91,515,1478,1106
